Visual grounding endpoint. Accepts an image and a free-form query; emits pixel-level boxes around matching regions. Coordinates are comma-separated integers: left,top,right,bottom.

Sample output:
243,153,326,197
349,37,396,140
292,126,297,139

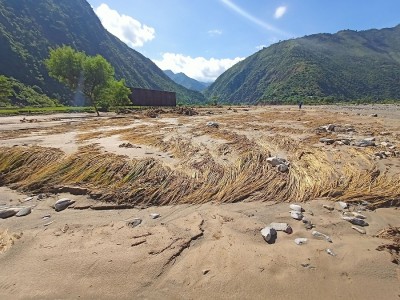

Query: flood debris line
375,226,400,264
0,106,400,209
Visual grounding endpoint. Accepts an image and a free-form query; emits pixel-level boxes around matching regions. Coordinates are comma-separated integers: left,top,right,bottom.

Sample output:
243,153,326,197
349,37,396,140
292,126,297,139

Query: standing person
298,101,303,109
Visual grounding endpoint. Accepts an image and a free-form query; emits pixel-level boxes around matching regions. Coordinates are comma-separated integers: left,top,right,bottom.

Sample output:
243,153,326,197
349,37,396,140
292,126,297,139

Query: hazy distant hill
0,0,205,105
205,25,400,104
164,70,211,92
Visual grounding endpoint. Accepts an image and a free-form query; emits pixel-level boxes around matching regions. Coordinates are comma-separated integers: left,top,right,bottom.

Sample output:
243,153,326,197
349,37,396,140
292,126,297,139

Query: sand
0,105,399,299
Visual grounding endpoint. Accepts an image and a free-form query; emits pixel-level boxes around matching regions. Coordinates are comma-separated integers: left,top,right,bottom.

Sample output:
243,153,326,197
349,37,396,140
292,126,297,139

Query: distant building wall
129,88,176,106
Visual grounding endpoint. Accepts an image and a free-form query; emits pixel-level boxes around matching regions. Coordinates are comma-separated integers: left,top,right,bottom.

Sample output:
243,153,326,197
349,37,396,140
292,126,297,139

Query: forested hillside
0,0,205,105
205,25,400,104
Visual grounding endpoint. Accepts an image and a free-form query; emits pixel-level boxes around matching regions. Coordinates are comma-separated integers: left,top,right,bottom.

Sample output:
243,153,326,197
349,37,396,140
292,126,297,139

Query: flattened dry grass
1,107,399,208
0,140,399,208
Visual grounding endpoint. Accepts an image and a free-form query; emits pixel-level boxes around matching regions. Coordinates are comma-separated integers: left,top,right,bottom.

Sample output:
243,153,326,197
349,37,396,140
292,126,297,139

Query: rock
266,156,287,167
342,216,368,226
326,248,336,256
269,222,293,234
150,213,160,219
351,212,367,219
324,124,335,131
261,226,277,243
338,201,348,209
23,197,34,202
323,204,334,211
16,207,31,217
289,204,302,212
364,137,376,142
202,269,210,275
294,238,308,245
54,198,75,212
277,164,289,172
381,142,393,147
290,210,303,220
319,138,335,145
206,121,219,128
126,218,142,228
312,230,332,243
354,139,376,147
302,219,314,230
0,208,20,219
340,139,351,145
352,226,366,234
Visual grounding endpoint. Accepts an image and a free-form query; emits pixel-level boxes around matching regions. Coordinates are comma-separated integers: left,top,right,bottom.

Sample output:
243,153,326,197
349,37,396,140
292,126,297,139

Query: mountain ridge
0,0,205,104
205,24,400,104
163,70,211,92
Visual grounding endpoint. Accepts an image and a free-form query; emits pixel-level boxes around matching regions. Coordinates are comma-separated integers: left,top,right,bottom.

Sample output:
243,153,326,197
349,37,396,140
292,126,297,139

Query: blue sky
86,0,400,82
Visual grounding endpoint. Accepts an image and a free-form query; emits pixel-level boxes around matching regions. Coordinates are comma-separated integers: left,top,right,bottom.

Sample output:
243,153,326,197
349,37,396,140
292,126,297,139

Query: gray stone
290,210,303,220
277,164,289,172
126,218,142,228
206,121,219,128
342,216,368,226
354,139,375,147
266,156,286,167
0,208,19,219
261,226,277,243
150,213,160,219
269,222,292,234
16,207,31,217
54,198,75,212
319,138,335,145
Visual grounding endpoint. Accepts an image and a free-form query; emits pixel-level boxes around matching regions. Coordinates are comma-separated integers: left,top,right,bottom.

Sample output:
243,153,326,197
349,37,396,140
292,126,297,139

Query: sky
86,0,400,82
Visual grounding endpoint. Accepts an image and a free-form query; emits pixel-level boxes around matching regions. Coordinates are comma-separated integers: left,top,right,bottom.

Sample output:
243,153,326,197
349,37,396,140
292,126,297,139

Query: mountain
0,0,205,105
163,70,211,92
205,25,400,104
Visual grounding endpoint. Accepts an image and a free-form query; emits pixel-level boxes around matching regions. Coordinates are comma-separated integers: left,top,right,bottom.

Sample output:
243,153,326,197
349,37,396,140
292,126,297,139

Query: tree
45,46,130,116
0,75,13,106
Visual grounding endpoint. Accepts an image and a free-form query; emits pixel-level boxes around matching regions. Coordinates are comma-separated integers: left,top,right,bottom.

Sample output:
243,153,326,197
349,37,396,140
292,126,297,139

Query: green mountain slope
205,25,400,104
164,70,211,92
0,0,205,104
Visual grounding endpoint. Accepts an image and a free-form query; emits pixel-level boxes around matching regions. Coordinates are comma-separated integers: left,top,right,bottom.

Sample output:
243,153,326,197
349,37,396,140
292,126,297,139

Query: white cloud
274,6,287,19
208,29,223,37
153,53,244,82
94,4,155,48
220,0,289,37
